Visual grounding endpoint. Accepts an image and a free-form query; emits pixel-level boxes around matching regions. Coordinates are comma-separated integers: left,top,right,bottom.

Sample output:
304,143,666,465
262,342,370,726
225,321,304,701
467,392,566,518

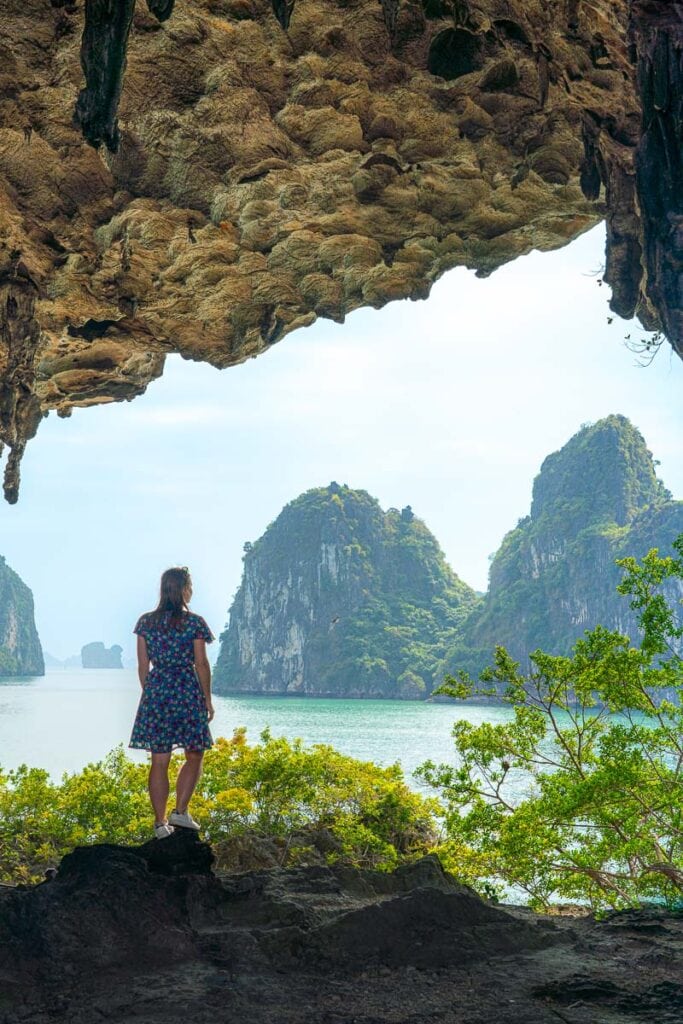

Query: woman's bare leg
149,752,172,824
175,750,204,813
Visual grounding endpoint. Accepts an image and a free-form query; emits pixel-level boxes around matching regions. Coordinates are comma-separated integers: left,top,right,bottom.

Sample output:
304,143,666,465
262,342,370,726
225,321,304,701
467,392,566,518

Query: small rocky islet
0,830,681,1024
80,641,124,669
214,414,683,698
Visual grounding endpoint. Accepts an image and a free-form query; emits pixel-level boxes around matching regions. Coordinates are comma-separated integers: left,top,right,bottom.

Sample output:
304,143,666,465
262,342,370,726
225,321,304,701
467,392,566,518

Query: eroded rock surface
1,832,682,1024
0,0,680,499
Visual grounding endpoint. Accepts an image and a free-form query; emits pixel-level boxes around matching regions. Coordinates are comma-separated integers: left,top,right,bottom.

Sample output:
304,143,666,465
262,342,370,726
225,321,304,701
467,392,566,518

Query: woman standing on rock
129,566,215,840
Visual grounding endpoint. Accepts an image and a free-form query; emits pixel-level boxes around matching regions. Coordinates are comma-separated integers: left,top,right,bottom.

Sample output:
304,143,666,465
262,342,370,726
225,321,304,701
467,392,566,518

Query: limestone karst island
1,1,683,1022
215,416,683,698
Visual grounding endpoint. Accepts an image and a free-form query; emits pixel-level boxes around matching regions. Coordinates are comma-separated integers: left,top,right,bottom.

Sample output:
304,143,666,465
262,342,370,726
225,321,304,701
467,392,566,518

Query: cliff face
0,0,680,501
0,555,44,675
216,418,682,697
214,484,478,698
452,414,683,674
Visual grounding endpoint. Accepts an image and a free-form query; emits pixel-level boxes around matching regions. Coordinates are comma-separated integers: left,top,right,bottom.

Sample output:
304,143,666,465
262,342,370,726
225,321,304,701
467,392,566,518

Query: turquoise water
0,669,517,784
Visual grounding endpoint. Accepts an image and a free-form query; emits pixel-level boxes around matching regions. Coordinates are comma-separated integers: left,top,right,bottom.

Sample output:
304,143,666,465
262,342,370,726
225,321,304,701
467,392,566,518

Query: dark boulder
1,835,682,1023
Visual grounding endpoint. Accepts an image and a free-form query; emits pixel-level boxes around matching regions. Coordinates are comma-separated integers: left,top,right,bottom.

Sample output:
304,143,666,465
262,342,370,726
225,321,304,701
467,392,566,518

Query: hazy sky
2,224,682,660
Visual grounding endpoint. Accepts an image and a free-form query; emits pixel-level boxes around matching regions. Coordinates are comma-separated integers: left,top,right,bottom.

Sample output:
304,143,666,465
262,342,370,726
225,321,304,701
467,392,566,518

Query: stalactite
0,259,44,504
146,0,175,19
379,0,400,39
3,442,25,505
271,0,296,30
74,0,137,152
75,0,178,152
630,1,683,355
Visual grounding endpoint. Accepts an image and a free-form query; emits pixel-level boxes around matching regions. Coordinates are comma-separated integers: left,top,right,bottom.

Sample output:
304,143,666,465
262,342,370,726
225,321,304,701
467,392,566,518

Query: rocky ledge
0,0,681,501
1,831,682,1023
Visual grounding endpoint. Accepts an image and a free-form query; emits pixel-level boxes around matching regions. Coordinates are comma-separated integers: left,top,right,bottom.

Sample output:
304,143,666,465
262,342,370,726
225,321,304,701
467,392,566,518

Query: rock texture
450,414,683,676
0,0,681,500
1,831,682,1024
80,640,124,668
0,554,43,675
214,483,477,697
629,1,683,349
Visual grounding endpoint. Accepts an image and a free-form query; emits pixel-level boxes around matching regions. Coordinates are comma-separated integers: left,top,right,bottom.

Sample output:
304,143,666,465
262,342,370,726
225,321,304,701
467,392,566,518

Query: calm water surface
0,670,517,784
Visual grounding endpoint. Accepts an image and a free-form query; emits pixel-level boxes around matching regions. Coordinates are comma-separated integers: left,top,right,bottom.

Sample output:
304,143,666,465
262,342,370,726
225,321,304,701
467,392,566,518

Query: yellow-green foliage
419,539,683,912
0,729,439,883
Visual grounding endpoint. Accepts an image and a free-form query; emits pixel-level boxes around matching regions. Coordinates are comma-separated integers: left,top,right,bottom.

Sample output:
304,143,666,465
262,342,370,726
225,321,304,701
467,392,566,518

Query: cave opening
427,28,484,81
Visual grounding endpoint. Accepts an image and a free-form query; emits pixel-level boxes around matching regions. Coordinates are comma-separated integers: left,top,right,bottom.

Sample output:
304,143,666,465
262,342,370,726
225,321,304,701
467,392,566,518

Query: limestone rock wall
214,484,477,698
0,0,679,499
451,414,683,677
0,554,44,675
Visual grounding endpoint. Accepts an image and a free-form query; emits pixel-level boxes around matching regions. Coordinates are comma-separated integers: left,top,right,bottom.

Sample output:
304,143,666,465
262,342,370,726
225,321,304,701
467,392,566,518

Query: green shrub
0,729,439,883
418,538,683,912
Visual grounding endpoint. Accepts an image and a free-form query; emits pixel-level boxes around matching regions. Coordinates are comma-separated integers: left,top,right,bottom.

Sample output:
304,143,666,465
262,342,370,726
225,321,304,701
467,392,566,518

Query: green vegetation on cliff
447,415,683,677
214,484,479,698
215,416,682,699
0,556,43,676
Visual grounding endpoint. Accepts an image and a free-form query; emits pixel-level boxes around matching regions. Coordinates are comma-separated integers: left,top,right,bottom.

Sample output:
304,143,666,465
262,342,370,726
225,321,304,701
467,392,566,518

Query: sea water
0,669,517,785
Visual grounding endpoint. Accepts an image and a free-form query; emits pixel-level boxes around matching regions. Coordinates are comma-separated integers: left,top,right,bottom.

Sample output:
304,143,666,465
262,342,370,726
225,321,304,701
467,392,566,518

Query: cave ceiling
0,0,681,501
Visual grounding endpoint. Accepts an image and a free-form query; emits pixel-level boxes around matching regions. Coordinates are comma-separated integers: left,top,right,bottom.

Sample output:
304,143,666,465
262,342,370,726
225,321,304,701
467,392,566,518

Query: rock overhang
0,0,680,501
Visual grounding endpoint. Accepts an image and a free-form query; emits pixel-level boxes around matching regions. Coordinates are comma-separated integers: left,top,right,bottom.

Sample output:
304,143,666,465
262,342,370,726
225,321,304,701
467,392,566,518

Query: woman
129,566,215,839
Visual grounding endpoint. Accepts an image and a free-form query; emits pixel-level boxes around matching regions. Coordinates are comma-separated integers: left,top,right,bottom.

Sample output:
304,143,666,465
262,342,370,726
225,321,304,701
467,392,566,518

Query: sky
1,224,682,660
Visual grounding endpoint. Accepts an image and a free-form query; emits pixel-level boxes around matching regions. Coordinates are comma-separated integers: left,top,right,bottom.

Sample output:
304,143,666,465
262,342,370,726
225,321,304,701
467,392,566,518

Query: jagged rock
0,554,43,675
214,484,478,698
1,832,682,1023
450,414,683,677
0,0,681,500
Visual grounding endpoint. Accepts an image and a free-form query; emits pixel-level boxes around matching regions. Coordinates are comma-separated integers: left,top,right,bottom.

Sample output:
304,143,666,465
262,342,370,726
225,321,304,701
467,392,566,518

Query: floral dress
129,611,214,753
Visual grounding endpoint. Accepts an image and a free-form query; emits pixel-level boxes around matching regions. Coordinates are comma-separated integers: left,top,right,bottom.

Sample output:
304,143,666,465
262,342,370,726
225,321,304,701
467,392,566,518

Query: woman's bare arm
137,634,150,688
194,638,214,720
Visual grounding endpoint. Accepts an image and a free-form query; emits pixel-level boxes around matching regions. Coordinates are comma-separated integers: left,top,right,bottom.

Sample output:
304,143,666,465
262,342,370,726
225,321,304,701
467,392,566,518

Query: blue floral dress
129,611,214,753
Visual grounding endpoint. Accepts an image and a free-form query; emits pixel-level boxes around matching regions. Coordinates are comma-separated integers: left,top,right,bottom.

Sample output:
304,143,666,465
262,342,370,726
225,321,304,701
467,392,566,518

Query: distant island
214,416,683,700
43,652,81,670
81,643,123,669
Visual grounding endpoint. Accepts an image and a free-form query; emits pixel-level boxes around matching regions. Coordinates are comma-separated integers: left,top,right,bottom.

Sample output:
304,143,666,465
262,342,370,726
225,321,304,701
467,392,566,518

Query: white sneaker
168,809,200,831
154,822,174,839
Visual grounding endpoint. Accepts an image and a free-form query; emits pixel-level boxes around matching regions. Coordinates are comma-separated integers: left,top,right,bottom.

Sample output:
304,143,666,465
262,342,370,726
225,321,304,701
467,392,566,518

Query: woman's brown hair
150,566,191,628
